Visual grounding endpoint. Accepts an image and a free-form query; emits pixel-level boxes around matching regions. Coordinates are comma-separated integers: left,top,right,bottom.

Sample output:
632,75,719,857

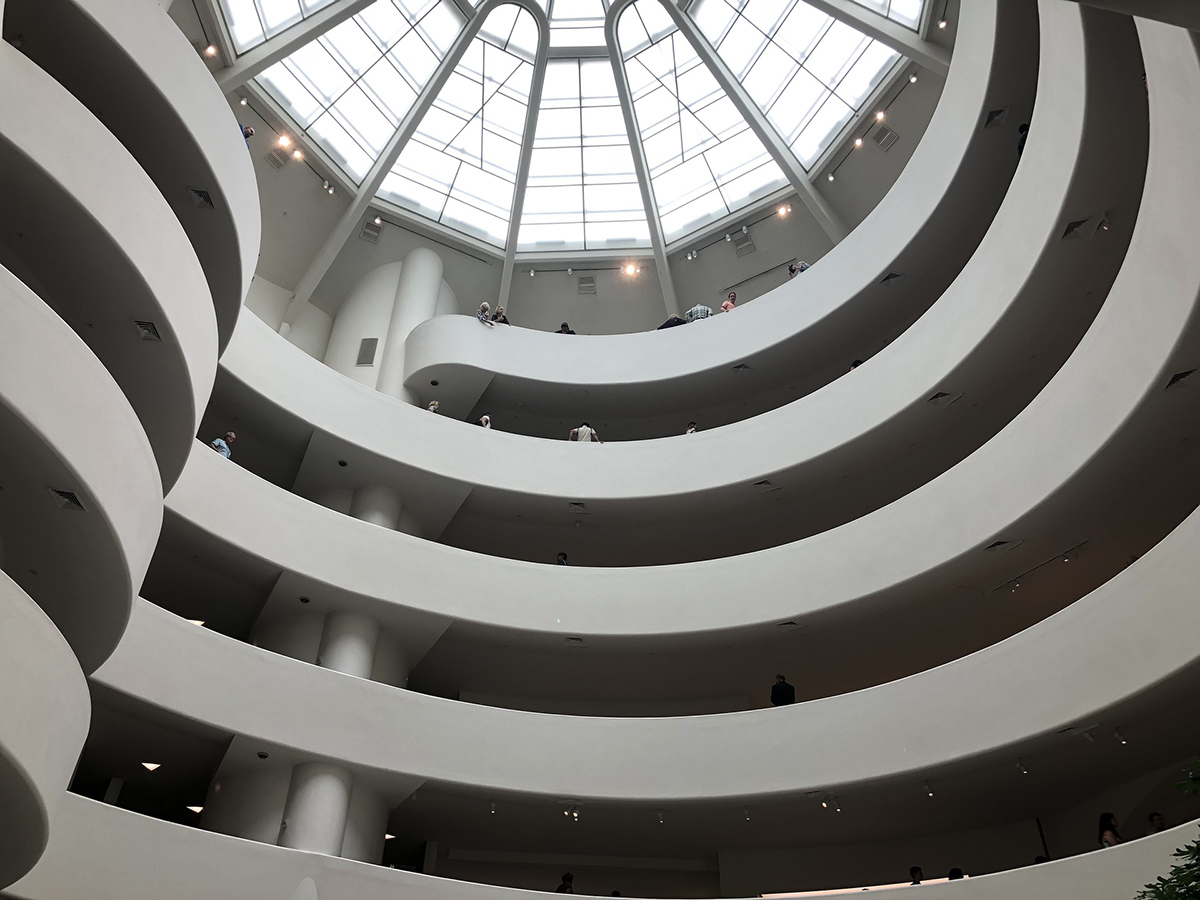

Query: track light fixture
938,19,948,28
743,806,751,821
204,44,218,57
924,781,934,797
909,74,918,83
827,173,835,182
567,268,573,275
725,233,731,242
1114,729,1127,745
854,137,864,148
657,810,664,824
373,215,382,226
239,96,248,106
1017,759,1028,775
490,800,497,814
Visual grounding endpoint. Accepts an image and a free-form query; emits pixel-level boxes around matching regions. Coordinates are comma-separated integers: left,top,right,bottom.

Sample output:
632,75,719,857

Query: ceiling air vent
872,125,898,151
1061,217,1094,240
984,539,1022,552
48,488,85,511
133,320,161,341
926,390,962,407
984,108,1008,128
567,502,589,514
1166,369,1196,389
356,338,378,367
732,229,756,257
360,220,382,243
752,479,782,493
577,275,596,295
880,271,902,284
265,147,291,170
188,188,214,209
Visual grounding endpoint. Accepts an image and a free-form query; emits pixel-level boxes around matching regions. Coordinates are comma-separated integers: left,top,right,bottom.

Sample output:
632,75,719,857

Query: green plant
1136,761,1200,900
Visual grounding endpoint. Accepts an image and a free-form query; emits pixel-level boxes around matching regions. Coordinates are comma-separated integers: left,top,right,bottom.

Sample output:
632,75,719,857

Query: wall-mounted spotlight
204,44,218,57
624,263,637,276
529,269,535,277
322,180,330,190
278,134,291,148
292,149,303,160
1017,759,1028,775
923,781,934,797
490,800,497,814
742,225,748,234
567,268,573,275
854,137,864,148
743,806,751,821
938,18,948,28
1113,729,1128,745
657,810,664,824
373,215,382,226
827,173,835,182
725,233,732,242
875,111,886,121
910,74,919,84
239,96,248,106
777,204,791,217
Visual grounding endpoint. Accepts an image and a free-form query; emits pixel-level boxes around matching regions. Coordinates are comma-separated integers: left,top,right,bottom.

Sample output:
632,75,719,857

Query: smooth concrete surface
0,266,161,672
95,476,1200,802
2,0,261,351
0,573,89,890
376,248,445,404
3,795,1195,900
396,0,1032,429
317,611,380,680
0,42,217,491
213,1,1140,554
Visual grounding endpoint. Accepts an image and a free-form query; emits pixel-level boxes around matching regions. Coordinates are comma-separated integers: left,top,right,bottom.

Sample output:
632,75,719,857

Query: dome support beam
213,0,374,92
806,0,951,78
279,1,511,334
658,3,848,244
496,6,552,313
605,3,680,318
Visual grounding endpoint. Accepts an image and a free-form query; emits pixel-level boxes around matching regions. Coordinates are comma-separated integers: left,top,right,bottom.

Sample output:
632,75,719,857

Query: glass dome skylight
228,0,923,252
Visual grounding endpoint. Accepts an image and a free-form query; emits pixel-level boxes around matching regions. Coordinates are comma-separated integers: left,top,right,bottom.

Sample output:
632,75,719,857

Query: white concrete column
374,247,444,403
349,484,402,530
317,611,380,680
278,762,353,856
371,630,410,688
340,781,389,863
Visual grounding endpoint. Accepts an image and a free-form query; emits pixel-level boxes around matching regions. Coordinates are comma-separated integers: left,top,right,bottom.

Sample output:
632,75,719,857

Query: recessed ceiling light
909,74,918,83
875,111,885,121
624,264,636,276
292,149,303,160
278,135,291,148
142,762,161,771
854,137,863,147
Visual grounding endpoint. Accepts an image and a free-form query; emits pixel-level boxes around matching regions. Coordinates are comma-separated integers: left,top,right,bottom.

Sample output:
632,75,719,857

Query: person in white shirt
568,422,602,443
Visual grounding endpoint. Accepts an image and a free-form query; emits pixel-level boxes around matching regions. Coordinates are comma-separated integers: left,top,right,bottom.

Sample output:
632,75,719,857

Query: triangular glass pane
689,0,906,171
619,0,785,240
384,5,541,248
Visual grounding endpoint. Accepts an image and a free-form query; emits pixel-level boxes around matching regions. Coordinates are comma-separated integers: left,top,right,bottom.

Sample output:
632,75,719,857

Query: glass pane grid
690,0,901,170
385,6,541,248
619,1,785,241
220,0,343,54
256,0,466,183
518,58,650,251
846,0,924,29
547,0,610,48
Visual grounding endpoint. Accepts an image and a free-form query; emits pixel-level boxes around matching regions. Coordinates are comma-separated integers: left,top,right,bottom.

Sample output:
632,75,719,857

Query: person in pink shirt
721,291,737,312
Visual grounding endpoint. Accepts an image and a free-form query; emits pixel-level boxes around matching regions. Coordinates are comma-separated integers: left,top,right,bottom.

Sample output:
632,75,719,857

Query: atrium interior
3,0,1200,898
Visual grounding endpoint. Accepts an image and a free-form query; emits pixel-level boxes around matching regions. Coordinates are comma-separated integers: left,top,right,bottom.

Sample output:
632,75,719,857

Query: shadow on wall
291,876,318,900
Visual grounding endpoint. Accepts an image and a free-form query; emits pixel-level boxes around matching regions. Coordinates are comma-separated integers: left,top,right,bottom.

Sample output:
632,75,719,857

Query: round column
375,246,444,403
278,762,353,856
317,611,380,680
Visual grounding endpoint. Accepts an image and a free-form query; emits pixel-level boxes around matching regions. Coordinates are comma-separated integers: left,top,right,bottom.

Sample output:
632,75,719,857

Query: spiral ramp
4,1,1200,900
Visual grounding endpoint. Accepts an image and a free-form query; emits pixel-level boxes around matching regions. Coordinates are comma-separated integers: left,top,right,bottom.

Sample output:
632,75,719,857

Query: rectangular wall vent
48,488,85,511
880,271,903,284
732,230,756,257
872,125,898,151
731,363,752,372
984,539,1023,552
188,188,215,209
926,390,962,407
577,275,596,295
266,147,291,170
752,479,782,493
356,338,378,367
359,220,382,243
984,108,1008,128
133,320,161,341
1167,368,1197,389
567,501,589,514
565,636,586,649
